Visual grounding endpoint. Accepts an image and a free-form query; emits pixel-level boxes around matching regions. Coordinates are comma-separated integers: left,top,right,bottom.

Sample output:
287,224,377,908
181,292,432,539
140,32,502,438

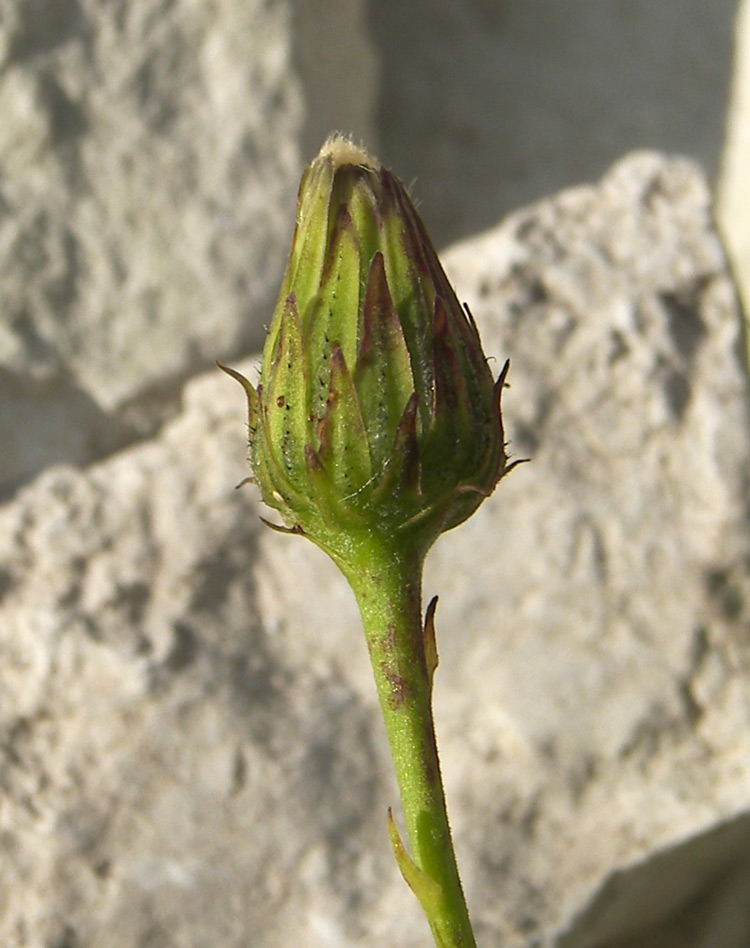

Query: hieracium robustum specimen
221,134,519,948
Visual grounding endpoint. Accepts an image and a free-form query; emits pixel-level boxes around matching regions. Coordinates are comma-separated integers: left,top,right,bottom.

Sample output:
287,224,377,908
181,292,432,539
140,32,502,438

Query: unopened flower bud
223,135,514,564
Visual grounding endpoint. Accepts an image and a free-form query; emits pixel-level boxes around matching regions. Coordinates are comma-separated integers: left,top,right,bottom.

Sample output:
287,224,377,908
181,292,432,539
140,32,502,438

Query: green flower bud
223,135,515,565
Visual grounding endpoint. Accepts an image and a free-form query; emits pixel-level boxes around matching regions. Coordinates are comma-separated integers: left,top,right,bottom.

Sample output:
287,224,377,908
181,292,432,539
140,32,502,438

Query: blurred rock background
2,0,750,499
0,0,377,497
2,2,750,947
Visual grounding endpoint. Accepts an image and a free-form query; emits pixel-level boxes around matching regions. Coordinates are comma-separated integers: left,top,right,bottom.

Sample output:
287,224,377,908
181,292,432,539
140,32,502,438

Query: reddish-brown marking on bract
379,657,410,710
385,671,409,710
381,621,398,656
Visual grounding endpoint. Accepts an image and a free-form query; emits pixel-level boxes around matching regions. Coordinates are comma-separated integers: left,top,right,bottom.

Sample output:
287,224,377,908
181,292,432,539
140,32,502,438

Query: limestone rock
440,151,750,947
0,0,377,498
0,363,392,948
1,153,749,948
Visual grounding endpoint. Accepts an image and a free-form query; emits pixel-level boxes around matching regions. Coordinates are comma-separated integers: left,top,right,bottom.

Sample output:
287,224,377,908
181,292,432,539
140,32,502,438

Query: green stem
343,535,477,948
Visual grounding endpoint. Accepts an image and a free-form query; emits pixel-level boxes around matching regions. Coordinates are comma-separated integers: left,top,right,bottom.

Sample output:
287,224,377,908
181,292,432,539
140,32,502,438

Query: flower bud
223,135,514,563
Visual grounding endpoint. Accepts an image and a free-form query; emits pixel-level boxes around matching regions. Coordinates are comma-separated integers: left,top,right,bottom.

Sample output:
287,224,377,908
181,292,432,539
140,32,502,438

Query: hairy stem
344,537,477,948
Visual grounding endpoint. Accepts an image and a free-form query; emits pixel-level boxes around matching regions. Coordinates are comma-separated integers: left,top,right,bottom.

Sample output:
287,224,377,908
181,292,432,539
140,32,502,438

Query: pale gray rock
0,0,377,498
1,153,749,948
441,151,750,947
0,364,393,948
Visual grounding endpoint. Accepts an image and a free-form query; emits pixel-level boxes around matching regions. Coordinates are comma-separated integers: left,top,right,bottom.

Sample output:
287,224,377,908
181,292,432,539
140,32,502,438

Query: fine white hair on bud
319,132,377,171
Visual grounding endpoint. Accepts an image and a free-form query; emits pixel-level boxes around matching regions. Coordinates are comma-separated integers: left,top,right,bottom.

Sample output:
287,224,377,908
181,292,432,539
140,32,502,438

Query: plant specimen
221,135,518,947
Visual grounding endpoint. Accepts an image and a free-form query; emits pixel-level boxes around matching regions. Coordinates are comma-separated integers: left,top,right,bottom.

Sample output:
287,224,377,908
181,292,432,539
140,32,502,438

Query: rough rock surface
0,0,377,498
443,152,750,948
1,153,750,948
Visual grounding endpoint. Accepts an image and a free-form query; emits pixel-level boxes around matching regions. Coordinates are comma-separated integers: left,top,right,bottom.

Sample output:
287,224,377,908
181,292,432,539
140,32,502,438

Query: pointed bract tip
259,516,305,535
217,360,255,391
423,596,439,684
